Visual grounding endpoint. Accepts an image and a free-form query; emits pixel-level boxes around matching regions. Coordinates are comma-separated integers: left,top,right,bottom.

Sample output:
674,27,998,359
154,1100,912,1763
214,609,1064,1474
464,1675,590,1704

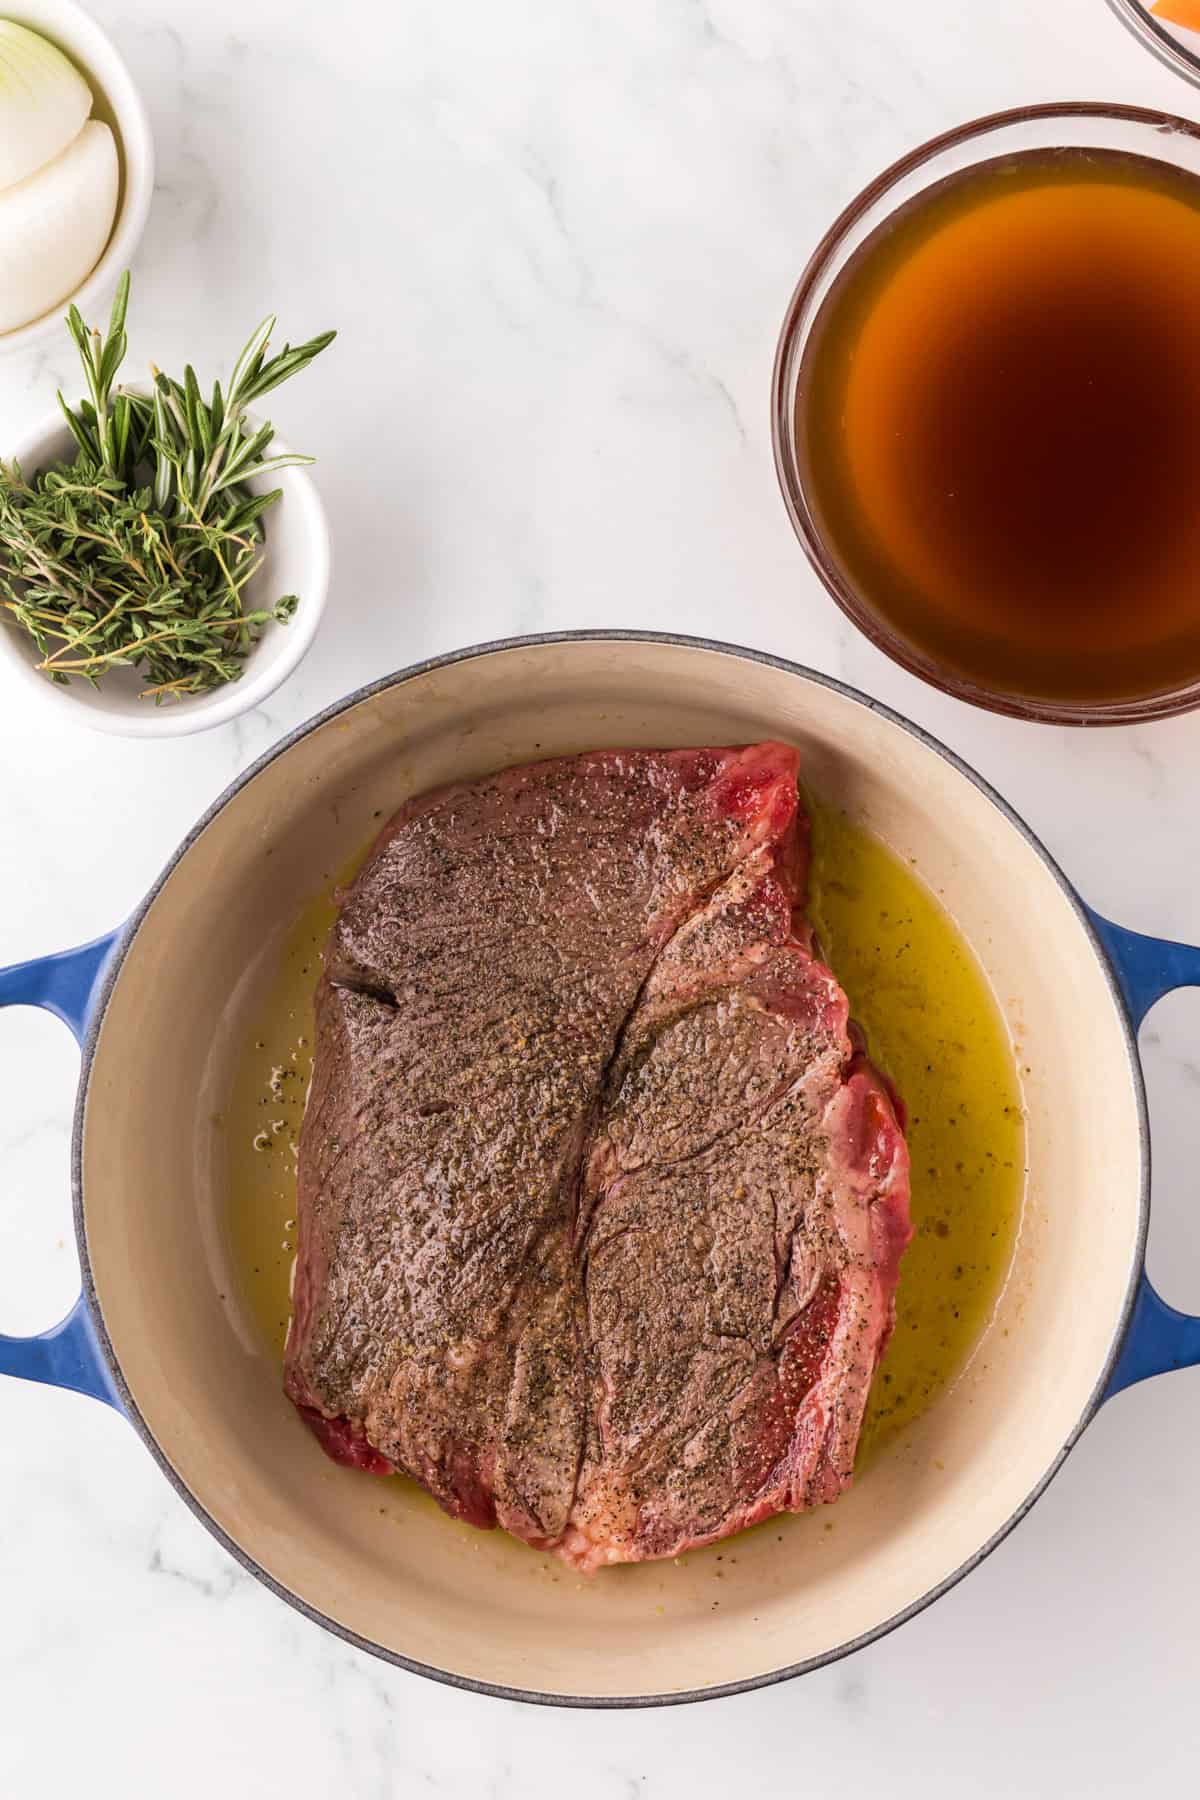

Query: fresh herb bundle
0,274,335,700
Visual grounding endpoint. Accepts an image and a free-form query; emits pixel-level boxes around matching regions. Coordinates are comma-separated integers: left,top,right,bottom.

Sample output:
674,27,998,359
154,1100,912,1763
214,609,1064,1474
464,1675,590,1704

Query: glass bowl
1107,1,1200,89
771,101,1200,725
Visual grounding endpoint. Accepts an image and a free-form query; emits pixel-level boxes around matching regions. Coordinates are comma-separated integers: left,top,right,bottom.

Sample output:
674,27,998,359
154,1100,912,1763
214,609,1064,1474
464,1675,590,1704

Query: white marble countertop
3,0,1200,1790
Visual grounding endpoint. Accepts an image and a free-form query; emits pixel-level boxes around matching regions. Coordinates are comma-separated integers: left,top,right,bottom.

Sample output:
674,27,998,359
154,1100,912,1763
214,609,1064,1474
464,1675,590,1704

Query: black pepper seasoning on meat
283,745,913,1568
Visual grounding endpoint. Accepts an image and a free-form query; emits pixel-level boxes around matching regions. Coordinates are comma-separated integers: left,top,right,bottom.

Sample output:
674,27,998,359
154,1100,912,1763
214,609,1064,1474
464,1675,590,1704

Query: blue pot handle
0,932,122,1408
2,912,1195,1411
1090,911,1200,1399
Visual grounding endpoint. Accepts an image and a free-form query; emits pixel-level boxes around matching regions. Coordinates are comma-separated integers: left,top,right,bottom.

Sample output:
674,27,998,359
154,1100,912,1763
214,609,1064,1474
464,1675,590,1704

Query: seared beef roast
283,745,911,1570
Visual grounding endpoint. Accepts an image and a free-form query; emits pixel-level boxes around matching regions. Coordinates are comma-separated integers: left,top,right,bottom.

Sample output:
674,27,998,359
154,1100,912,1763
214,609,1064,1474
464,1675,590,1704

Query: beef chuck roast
283,744,911,1569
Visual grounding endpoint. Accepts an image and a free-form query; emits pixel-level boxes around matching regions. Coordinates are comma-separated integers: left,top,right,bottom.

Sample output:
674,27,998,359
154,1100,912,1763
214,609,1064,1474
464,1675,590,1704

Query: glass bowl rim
770,99,1200,726
1105,0,1200,91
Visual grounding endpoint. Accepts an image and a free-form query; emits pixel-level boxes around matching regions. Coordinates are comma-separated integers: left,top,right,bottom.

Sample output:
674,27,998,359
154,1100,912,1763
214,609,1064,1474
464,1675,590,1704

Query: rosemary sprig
0,273,335,700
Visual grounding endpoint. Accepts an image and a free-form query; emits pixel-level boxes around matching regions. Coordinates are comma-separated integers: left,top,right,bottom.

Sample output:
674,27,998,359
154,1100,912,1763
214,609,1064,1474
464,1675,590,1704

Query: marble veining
2,0,1199,1792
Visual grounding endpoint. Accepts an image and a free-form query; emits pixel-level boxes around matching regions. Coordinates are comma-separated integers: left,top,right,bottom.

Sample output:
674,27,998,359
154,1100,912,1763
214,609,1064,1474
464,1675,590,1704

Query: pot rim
68,628,1152,1708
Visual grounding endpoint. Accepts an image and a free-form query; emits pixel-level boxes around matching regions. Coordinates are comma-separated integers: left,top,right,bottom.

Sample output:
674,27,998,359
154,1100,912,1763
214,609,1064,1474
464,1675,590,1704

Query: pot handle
1089,911,1200,1399
0,932,122,1408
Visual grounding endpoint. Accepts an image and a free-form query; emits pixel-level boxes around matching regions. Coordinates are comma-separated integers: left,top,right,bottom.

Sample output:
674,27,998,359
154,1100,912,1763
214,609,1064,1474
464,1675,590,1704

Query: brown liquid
799,148,1200,707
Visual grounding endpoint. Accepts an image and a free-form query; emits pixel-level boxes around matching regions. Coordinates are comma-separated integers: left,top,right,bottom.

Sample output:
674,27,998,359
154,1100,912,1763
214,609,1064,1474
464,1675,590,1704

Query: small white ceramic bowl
0,0,154,355
0,410,331,736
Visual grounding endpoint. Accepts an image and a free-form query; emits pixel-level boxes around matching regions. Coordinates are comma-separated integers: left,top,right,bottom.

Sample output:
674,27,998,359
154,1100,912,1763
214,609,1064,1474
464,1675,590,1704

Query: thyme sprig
0,273,335,700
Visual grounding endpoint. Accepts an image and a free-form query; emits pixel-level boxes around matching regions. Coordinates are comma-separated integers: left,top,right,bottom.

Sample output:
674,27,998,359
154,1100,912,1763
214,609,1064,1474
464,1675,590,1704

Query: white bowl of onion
0,1,153,352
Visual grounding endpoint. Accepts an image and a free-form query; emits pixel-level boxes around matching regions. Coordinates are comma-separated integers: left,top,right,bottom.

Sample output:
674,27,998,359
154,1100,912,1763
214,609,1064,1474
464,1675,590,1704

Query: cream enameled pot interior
79,639,1143,1701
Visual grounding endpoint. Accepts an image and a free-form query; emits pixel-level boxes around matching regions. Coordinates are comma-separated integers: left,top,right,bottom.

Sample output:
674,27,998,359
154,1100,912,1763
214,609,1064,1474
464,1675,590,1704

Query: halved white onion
0,20,92,191
0,119,118,334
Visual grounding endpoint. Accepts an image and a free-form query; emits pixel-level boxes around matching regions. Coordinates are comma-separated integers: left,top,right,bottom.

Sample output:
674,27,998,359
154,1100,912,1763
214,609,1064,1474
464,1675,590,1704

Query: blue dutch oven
1,633,1198,1704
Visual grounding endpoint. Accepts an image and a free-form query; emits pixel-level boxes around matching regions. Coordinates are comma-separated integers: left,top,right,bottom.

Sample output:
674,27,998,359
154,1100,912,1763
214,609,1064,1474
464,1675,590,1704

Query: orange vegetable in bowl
1152,0,1200,31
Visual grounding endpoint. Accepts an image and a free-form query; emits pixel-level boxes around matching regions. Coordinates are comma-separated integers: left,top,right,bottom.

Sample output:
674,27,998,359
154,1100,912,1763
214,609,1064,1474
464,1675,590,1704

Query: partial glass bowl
1106,1,1200,88
771,101,1200,726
